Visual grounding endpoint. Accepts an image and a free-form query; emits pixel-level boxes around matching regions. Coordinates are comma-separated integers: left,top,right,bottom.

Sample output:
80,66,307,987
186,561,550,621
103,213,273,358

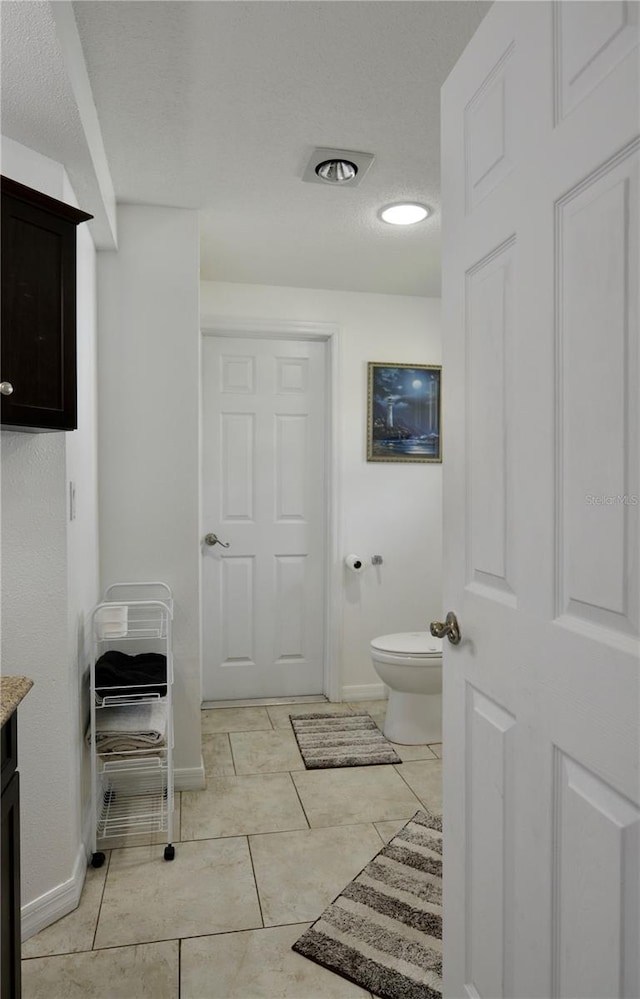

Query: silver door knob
430,611,461,645
203,532,231,548
0,382,14,396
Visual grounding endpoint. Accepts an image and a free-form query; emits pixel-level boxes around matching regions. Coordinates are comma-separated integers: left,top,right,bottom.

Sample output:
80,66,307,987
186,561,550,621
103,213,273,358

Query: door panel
552,751,640,999
221,556,255,666
441,3,639,997
554,0,639,121
466,239,517,604
465,687,516,999
221,413,254,521
202,336,326,700
275,414,307,519
275,555,306,661
557,147,639,638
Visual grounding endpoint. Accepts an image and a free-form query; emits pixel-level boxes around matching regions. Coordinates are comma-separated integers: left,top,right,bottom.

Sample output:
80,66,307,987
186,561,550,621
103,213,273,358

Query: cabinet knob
0,382,14,396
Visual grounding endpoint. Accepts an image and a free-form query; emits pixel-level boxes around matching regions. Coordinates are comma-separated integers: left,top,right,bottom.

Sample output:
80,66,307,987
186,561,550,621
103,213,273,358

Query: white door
441,3,639,997
202,336,326,700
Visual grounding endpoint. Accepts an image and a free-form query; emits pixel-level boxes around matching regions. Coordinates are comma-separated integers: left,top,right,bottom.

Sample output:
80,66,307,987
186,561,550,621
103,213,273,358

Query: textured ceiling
0,0,116,245
5,1,491,296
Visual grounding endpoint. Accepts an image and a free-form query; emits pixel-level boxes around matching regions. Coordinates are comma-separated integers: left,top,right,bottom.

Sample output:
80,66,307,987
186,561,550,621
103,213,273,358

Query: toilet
370,631,442,745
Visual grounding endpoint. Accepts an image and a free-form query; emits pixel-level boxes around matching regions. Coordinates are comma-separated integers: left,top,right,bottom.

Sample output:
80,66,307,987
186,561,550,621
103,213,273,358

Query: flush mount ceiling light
302,147,375,187
380,203,430,225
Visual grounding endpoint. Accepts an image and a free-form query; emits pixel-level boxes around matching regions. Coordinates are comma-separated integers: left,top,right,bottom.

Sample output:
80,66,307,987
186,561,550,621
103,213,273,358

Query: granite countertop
0,676,33,727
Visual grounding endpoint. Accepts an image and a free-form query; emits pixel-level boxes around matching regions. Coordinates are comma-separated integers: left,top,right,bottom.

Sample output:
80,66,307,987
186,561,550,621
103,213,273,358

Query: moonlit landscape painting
367,363,441,463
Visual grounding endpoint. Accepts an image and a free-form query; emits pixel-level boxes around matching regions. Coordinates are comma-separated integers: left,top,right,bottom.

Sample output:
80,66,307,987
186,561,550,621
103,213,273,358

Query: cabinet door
1,771,21,999
1,193,78,431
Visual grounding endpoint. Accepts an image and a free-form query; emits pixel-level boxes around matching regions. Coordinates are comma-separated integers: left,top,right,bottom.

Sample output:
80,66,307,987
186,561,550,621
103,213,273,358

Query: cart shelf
88,582,175,865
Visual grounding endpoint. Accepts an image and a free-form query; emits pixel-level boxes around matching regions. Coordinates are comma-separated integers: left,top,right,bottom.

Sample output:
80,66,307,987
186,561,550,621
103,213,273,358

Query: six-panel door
201,336,327,700
441,3,639,997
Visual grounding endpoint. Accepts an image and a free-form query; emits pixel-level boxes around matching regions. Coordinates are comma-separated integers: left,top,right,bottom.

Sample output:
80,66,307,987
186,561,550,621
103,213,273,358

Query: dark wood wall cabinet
1,176,93,432
1,712,22,999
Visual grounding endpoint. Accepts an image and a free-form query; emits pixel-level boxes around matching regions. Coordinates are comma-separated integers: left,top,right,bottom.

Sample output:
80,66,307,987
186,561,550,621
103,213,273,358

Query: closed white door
441,3,639,997
202,336,326,700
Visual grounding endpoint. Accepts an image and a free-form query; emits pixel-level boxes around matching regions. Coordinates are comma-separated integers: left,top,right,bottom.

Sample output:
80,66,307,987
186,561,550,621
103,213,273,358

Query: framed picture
367,362,442,463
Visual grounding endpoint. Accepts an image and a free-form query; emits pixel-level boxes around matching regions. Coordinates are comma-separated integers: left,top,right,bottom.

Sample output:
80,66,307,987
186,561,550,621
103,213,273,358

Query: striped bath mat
290,712,401,768
292,809,442,999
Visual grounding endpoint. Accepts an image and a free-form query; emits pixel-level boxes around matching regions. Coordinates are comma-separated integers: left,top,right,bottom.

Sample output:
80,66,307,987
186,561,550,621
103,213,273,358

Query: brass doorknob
430,611,461,645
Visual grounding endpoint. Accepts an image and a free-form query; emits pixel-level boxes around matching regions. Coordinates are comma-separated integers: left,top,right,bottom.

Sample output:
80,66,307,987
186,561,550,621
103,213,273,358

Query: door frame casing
199,316,342,703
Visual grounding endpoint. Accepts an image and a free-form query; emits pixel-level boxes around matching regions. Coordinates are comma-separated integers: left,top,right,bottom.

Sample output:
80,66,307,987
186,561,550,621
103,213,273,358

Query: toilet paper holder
344,554,366,572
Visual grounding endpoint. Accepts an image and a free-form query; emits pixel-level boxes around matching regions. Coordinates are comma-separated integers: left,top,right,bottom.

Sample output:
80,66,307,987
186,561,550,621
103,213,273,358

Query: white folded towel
95,605,128,640
87,702,167,754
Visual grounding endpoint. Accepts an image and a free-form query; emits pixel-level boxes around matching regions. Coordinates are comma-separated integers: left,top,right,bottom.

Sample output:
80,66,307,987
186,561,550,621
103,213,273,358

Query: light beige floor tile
202,733,236,776
346,700,388,719
230,729,305,774
201,706,272,733
429,742,443,758
181,772,307,839
390,742,438,762
292,765,421,827
181,923,370,998
267,700,353,729
22,861,108,959
21,940,178,998
93,838,261,948
374,818,411,844
395,759,442,814
250,823,383,926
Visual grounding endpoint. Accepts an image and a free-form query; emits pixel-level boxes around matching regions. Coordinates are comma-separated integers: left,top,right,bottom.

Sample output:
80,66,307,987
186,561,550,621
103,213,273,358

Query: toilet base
383,691,442,745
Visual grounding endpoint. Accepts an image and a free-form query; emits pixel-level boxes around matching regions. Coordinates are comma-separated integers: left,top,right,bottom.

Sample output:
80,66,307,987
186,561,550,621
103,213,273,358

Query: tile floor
22,699,442,998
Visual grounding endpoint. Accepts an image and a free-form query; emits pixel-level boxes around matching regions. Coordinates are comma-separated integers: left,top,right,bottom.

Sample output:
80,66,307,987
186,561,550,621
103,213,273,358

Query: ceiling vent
302,147,375,187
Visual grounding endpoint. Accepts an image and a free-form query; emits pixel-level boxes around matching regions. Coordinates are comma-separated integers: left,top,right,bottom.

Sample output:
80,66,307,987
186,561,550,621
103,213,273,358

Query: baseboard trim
21,842,86,942
342,683,388,701
202,695,327,709
175,761,205,791
82,797,94,860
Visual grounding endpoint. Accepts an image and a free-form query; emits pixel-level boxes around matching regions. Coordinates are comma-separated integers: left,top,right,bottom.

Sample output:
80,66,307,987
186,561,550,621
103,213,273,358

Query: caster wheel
91,852,106,869
164,845,175,861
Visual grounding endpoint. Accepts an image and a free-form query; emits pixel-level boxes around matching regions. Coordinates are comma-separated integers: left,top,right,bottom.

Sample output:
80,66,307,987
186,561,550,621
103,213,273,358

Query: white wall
63,170,100,845
201,281,442,698
98,205,203,781
0,137,100,922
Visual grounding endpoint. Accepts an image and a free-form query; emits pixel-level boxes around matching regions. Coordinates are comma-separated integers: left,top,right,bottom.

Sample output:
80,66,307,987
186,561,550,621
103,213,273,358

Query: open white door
440,3,639,997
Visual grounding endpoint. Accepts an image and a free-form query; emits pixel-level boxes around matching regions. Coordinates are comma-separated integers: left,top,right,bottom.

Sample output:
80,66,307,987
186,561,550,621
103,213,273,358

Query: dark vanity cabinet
1,712,22,999
1,176,93,432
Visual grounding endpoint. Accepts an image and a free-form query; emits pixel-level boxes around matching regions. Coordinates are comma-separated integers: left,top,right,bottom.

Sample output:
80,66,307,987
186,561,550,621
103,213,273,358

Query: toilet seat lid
370,631,443,656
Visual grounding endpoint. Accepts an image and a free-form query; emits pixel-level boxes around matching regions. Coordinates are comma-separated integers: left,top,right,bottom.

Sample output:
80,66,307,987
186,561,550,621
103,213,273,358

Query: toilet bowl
370,632,442,745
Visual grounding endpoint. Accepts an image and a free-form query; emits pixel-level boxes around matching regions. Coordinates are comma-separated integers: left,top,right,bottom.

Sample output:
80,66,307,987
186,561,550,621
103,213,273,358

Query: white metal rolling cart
88,582,175,867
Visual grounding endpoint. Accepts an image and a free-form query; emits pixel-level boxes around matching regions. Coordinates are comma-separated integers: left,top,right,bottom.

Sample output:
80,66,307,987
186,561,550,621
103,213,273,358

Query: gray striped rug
292,809,442,999
290,712,401,768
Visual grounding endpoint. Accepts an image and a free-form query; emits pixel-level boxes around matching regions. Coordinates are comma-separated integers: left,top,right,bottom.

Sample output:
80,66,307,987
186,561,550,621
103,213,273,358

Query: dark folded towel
94,651,167,701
